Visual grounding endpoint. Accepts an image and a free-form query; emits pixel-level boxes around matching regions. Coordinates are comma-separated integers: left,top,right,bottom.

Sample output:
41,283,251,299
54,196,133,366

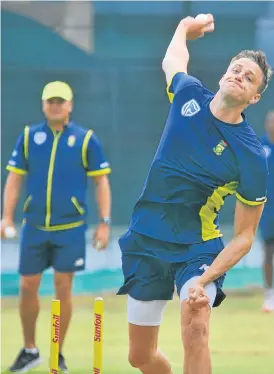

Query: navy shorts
117,230,226,308
19,223,86,275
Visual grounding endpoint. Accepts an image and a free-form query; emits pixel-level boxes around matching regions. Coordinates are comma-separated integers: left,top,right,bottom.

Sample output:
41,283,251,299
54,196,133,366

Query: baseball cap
42,81,73,101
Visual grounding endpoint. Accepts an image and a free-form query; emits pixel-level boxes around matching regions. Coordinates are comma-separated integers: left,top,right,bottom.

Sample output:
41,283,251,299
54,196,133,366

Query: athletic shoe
9,348,42,372
59,352,69,373
262,289,274,312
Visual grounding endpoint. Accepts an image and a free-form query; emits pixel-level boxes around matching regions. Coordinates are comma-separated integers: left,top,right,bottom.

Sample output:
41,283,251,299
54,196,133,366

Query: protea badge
213,140,228,156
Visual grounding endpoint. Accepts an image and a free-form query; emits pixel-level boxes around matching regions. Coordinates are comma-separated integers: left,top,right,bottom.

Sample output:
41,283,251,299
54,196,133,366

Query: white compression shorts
128,276,217,326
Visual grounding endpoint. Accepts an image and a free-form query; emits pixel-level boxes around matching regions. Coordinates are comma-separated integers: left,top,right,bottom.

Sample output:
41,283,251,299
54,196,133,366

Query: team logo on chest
181,99,201,117
213,140,228,156
67,135,76,147
34,132,47,145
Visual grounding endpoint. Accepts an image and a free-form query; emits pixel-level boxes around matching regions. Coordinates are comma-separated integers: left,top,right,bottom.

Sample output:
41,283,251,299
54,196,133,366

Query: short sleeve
6,132,28,175
85,132,111,177
236,152,268,206
166,72,204,103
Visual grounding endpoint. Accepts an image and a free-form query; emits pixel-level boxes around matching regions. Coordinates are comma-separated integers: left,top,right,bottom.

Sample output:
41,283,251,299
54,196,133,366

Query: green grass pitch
1,293,273,373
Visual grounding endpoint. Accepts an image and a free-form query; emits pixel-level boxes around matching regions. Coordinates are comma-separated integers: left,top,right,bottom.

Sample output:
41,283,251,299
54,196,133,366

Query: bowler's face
219,58,263,105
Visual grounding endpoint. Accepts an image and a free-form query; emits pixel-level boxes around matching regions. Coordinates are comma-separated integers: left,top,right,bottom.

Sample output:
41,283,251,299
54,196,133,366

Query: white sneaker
262,289,274,312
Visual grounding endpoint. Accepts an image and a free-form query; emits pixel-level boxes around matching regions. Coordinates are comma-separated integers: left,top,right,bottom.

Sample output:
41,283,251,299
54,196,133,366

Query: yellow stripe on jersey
82,130,94,169
45,130,63,228
38,220,84,231
199,181,239,241
24,126,30,161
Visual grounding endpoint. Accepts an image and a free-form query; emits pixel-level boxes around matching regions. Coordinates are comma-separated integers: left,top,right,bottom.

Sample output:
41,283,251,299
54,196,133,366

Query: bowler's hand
182,14,214,40
187,278,210,308
93,222,110,251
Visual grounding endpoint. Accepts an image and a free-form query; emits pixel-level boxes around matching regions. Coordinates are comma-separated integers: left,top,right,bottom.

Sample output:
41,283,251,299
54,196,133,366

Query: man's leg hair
127,296,172,374
54,271,74,353
180,278,216,374
19,274,42,348
181,302,211,374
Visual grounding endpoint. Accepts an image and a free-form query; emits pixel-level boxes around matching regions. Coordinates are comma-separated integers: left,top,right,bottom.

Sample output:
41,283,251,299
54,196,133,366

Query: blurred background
1,2,274,374
2,0,274,296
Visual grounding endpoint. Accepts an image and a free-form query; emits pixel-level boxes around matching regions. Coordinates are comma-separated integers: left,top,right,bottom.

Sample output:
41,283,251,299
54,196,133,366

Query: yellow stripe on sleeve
87,168,111,177
6,165,27,175
236,193,267,206
166,72,183,103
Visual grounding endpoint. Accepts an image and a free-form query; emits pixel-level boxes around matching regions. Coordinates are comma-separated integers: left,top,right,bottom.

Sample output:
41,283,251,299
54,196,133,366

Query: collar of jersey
206,99,247,128
42,120,73,133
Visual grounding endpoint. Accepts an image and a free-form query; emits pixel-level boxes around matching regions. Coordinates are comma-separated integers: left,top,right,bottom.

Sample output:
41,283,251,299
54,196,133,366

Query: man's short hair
231,50,273,94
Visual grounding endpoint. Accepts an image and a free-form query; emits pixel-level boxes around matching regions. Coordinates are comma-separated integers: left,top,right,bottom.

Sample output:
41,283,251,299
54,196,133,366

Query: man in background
1,81,112,373
260,111,274,312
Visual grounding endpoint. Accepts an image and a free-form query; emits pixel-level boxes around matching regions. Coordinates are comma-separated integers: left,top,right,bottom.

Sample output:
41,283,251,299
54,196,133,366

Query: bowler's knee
128,349,155,369
182,306,210,352
184,320,208,350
